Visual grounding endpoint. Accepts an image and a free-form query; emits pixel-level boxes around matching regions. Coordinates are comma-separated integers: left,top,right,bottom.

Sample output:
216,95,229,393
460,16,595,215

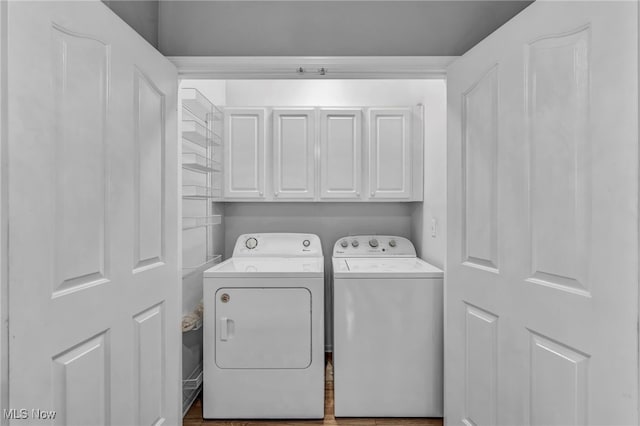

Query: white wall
414,80,447,269
182,78,447,350
218,79,447,350
225,79,436,107
224,79,447,265
158,1,531,57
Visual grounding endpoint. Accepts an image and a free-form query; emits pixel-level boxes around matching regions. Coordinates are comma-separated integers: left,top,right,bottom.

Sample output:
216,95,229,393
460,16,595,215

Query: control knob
340,240,349,248
245,237,258,249
389,240,397,247
351,240,359,248
369,238,379,248
303,239,311,247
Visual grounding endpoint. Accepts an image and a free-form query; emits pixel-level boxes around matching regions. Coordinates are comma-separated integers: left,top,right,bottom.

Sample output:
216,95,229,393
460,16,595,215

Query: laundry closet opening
179,77,447,411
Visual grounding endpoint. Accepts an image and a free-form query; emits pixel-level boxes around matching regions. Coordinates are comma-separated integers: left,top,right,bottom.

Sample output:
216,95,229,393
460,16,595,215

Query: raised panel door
319,109,362,199
273,108,315,199
224,108,266,199
368,108,412,200
446,2,638,425
7,1,180,424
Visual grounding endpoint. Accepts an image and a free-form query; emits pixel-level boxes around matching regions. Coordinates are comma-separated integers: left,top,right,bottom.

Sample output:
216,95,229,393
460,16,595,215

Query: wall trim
168,56,457,79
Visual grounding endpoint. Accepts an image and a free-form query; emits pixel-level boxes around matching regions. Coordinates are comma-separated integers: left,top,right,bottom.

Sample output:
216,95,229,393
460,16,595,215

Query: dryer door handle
220,317,229,341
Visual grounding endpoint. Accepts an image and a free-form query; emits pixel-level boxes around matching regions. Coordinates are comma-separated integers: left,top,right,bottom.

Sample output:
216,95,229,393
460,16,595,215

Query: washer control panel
333,235,416,257
234,233,322,257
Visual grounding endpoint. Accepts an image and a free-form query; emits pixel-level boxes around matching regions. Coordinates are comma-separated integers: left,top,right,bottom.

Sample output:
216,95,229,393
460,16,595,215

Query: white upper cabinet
224,108,266,199
319,109,362,200
272,109,316,199
368,108,413,200
222,106,422,202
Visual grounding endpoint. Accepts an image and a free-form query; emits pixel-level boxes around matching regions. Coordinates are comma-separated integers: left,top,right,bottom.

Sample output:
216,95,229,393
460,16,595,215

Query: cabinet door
368,108,412,199
320,109,362,199
272,109,315,199
224,108,266,199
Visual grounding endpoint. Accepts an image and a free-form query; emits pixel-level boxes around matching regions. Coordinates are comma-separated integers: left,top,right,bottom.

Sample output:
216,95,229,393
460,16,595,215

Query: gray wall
224,203,414,260
224,202,415,351
103,0,159,48
158,1,531,56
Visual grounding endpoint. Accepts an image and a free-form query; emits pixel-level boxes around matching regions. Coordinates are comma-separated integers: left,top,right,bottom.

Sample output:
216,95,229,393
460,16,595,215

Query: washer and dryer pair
203,233,443,420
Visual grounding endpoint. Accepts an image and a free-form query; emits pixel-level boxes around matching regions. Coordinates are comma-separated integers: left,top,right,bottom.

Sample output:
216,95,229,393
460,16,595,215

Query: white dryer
203,233,324,419
332,235,444,417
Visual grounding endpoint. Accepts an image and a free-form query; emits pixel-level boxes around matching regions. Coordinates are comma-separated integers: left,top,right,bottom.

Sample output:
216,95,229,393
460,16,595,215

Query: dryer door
215,287,312,369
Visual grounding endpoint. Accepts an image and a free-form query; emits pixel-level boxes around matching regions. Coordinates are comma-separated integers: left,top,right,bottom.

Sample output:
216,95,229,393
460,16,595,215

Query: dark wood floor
184,356,443,426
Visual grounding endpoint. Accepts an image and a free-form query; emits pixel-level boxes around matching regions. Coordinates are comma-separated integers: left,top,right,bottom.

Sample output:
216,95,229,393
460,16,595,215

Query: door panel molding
133,68,166,273
52,330,111,426
525,24,591,297
528,330,589,426
52,23,110,297
461,64,499,273
463,303,498,426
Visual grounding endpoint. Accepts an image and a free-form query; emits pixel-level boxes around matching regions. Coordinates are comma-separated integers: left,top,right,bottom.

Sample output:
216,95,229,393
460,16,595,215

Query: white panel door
224,108,266,199
319,109,362,200
447,2,638,425
368,108,412,200
273,109,315,199
7,1,180,425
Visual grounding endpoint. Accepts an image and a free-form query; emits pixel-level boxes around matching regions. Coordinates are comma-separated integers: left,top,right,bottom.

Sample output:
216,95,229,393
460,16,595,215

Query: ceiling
157,1,534,57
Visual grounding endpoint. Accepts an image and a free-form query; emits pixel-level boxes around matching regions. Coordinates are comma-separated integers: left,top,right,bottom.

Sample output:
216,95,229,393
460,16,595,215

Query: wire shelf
182,254,222,278
182,152,222,173
182,120,210,147
182,215,222,230
182,88,213,122
182,185,222,199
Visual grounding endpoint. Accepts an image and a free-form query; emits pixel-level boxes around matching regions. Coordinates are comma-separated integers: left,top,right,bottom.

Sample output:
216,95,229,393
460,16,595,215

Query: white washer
203,233,324,419
332,235,444,417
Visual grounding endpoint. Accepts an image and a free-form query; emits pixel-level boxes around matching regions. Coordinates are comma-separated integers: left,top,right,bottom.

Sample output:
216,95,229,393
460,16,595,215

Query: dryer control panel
233,233,322,257
333,235,416,258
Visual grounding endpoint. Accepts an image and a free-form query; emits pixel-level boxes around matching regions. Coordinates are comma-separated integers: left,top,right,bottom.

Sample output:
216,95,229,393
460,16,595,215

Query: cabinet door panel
224,108,265,199
273,109,315,199
369,108,412,199
320,109,362,199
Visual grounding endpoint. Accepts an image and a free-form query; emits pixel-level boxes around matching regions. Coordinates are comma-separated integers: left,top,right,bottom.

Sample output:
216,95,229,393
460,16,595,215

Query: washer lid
204,257,324,278
333,257,443,279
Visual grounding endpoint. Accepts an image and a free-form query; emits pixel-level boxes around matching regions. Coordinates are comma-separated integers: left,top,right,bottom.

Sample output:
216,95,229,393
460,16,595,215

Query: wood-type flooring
184,355,443,426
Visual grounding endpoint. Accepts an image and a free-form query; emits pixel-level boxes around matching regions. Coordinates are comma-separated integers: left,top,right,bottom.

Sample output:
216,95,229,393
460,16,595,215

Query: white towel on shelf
182,300,204,332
